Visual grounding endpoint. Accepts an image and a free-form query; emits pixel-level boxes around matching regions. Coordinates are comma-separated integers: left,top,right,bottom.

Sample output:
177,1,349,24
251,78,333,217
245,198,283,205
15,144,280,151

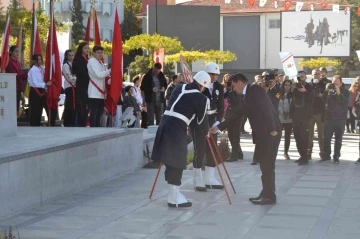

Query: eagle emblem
276,93,281,99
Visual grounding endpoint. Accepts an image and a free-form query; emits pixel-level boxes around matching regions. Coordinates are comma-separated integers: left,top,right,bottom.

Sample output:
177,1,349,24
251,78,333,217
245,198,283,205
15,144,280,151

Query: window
269,19,280,29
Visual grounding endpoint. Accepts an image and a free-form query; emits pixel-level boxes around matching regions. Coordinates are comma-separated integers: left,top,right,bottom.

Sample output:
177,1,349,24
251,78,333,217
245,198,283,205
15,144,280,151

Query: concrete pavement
0,130,359,239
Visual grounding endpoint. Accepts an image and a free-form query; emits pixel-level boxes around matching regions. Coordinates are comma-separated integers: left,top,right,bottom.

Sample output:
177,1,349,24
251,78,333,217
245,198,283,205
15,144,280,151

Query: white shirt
243,84,248,96
132,86,143,105
208,83,213,96
87,57,111,99
28,65,45,88
62,62,76,89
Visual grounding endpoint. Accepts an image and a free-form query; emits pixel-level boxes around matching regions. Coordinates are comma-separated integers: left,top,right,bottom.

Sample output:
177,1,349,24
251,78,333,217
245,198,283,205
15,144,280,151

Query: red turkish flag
284,0,291,10
358,6,360,16
248,0,255,7
32,15,42,56
320,3,328,9
85,12,91,42
0,14,11,72
105,7,123,115
44,16,62,110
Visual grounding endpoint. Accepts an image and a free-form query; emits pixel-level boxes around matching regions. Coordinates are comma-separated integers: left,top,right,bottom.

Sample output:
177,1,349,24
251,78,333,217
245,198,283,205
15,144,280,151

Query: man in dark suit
210,72,282,205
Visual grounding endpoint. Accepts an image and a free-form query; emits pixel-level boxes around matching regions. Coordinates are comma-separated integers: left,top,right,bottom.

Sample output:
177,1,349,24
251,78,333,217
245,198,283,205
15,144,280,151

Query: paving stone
1,125,358,239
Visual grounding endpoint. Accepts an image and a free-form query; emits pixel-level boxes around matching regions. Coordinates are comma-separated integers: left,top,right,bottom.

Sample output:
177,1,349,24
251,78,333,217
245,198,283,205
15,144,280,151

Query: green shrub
187,151,194,164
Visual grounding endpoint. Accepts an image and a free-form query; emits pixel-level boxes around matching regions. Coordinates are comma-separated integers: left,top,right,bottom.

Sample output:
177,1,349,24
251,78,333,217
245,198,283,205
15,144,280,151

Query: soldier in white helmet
191,62,225,191
151,71,210,207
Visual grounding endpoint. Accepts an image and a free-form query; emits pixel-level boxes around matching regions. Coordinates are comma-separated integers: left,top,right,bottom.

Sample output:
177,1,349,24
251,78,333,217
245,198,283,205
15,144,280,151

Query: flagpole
91,0,95,42
49,0,54,127
31,0,35,57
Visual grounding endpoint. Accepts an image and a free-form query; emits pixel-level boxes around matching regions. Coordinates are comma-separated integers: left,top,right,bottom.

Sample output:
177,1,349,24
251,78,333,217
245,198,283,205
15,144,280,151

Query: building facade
140,0,337,71
41,0,124,42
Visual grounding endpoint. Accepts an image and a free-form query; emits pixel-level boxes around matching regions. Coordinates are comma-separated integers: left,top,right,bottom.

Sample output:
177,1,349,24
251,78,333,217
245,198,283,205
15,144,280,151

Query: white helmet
193,71,211,88
205,62,220,74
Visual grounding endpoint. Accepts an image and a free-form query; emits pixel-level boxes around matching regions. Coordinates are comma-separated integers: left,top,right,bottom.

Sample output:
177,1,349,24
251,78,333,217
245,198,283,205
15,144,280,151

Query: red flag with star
105,7,123,115
44,15,62,110
248,0,255,7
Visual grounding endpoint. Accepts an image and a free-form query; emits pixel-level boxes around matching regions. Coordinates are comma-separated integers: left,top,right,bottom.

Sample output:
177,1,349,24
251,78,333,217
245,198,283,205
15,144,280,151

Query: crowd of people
149,63,360,208
4,43,360,207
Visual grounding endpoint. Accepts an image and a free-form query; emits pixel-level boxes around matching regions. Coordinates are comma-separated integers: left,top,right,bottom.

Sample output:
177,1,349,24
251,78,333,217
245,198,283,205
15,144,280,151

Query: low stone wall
0,128,144,219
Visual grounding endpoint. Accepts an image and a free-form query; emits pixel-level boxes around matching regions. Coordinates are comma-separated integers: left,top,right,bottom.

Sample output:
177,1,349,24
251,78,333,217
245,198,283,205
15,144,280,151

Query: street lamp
155,0,158,33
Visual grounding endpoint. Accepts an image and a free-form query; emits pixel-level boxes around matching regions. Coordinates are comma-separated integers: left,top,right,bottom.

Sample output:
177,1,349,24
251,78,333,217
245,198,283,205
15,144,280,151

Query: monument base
0,127,147,219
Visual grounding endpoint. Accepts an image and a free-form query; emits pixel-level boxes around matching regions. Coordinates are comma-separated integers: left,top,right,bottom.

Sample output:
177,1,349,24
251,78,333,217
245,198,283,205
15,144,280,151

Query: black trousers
165,164,183,186
191,126,206,169
63,87,76,127
16,90,21,113
292,119,309,160
228,117,243,159
346,107,355,131
282,123,292,154
29,87,46,126
324,119,346,160
205,114,218,167
146,101,163,126
46,108,57,127
29,87,57,126
253,144,260,162
76,87,89,127
88,98,104,127
258,134,281,201
141,111,148,129
240,116,247,132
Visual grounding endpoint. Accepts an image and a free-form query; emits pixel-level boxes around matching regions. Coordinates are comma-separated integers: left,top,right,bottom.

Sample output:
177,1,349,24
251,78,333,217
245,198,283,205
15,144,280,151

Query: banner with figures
179,55,193,83
356,50,360,61
279,52,298,78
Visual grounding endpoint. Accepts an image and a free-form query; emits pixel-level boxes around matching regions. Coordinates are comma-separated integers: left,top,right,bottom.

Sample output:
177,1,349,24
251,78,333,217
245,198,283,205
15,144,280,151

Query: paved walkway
1,130,359,239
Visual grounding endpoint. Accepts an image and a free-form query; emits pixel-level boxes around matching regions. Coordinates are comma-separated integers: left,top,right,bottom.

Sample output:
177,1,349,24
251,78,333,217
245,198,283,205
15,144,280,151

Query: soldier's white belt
164,110,191,125
207,109,217,115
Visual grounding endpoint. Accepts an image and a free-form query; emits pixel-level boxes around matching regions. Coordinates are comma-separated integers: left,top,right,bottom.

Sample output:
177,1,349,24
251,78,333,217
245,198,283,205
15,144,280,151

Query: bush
187,151,194,164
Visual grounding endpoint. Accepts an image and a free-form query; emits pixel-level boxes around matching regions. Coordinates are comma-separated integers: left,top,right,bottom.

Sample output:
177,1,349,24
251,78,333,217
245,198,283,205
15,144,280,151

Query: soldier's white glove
212,121,220,127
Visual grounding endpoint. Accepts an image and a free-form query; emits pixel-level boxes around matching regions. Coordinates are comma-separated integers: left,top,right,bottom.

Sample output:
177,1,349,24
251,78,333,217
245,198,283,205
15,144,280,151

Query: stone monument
0,73,17,138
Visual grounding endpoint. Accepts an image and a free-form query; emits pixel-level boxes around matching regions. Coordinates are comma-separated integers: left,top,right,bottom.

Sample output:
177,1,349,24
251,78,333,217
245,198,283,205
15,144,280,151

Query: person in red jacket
5,45,28,112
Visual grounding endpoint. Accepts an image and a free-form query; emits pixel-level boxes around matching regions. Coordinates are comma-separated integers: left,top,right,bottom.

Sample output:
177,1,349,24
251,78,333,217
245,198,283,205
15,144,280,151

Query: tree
333,1,360,76
165,51,207,64
165,50,237,65
36,0,44,15
124,0,141,13
128,55,175,79
128,55,150,77
299,58,340,69
0,2,67,67
121,0,142,73
71,0,85,45
124,34,184,66
203,50,237,64
10,0,19,10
